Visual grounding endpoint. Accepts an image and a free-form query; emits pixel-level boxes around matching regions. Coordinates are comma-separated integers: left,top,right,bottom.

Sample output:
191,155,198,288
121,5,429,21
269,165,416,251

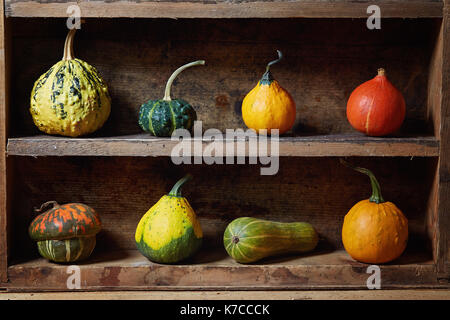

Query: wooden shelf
4,0,444,18
4,248,442,291
7,134,439,157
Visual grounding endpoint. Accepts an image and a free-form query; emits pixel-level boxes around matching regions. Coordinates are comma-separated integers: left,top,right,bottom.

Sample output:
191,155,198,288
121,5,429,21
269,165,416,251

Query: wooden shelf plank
4,249,442,291
2,289,450,300
5,0,444,18
7,134,439,157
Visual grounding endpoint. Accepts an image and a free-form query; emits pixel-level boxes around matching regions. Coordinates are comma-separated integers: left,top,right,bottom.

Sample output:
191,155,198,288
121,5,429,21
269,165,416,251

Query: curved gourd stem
168,174,193,197
340,159,385,204
63,28,76,61
163,60,206,101
34,201,60,213
260,50,283,84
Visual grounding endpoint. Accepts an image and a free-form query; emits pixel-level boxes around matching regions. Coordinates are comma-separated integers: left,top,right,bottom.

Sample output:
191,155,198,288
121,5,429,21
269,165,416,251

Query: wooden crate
0,0,449,292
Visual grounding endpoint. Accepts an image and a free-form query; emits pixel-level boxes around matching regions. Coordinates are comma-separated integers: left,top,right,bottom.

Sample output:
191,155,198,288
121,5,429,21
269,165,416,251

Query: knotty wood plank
4,1,444,18
5,249,442,290
6,134,440,157
2,289,450,300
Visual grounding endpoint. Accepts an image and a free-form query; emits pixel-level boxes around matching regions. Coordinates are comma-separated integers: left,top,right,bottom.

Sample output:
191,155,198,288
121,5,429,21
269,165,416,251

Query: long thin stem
260,50,283,84
168,174,193,197
63,28,76,60
340,159,385,204
163,60,205,101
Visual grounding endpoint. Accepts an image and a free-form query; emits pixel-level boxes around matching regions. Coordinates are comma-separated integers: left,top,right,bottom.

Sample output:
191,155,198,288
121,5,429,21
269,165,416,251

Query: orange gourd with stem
242,50,296,135
347,68,405,136
341,159,408,264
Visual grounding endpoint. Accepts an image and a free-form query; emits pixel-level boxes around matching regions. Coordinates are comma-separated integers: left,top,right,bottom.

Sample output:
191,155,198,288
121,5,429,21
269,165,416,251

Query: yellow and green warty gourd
135,174,203,264
30,28,111,137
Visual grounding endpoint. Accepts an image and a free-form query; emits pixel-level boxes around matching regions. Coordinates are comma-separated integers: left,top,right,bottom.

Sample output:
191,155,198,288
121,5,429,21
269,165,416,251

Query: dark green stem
260,50,283,85
168,174,193,197
340,159,385,204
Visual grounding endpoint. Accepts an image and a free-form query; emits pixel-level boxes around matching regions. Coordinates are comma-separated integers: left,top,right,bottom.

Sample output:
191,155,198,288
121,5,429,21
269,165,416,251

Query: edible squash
347,68,405,136
242,50,296,135
138,60,205,137
29,201,102,263
135,174,203,264
223,217,318,263
341,160,408,264
30,28,111,137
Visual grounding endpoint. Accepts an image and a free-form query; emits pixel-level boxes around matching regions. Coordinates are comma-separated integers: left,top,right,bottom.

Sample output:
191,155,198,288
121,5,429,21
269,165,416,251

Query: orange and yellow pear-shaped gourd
242,50,296,135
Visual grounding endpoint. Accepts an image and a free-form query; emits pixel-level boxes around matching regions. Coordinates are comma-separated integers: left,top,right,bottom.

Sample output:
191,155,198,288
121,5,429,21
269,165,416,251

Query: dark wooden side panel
0,0,11,284
9,156,435,262
439,1,450,279
10,18,439,137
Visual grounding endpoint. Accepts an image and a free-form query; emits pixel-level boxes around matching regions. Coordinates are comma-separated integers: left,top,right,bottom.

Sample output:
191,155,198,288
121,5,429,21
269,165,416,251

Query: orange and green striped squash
29,201,101,263
223,217,319,264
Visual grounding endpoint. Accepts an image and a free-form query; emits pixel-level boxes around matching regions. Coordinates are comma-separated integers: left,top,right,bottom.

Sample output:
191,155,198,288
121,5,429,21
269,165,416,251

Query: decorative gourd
223,217,318,264
28,201,102,263
30,28,111,137
138,60,205,137
341,160,408,264
242,50,296,135
347,68,405,136
135,174,203,264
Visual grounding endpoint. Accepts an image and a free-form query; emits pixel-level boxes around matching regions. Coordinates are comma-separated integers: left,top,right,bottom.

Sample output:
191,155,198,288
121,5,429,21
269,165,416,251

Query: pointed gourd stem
163,60,206,101
340,159,385,204
34,201,60,214
63,28,76,61
168,174,193,197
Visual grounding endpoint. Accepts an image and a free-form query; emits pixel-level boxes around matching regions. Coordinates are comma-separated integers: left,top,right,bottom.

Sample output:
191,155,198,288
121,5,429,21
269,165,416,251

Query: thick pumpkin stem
163,60,206,101
168,174,193,197
340,159,385,204
63,28,76,61
34,201,60,213
260,50,283,85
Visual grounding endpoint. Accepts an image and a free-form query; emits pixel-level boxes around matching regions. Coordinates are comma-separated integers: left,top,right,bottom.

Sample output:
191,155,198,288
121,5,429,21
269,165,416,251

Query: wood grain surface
4,249,443,290
6,134,440,157
4,0,444,18
1,289,450,300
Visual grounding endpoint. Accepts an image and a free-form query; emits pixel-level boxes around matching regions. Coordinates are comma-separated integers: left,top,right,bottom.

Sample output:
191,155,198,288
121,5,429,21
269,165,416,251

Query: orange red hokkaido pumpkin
341,160,408,264
347,68,405,136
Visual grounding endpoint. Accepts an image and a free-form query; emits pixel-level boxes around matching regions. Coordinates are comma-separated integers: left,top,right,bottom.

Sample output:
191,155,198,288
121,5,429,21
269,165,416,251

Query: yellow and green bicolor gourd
135,175,203,264
138,60,205,137
30,28,111,137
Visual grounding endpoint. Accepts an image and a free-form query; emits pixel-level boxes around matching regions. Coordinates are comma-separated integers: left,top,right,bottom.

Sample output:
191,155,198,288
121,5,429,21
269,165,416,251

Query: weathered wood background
9,156,436,262
9,18,441,137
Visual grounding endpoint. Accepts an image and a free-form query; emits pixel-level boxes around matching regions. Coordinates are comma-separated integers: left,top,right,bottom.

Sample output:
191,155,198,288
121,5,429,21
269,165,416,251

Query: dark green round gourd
138,60,205,137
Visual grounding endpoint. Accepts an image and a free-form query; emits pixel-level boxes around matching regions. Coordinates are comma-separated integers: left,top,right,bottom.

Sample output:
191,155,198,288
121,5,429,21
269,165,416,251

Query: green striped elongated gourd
29,201,102,263
30,28,111,137
135,175,203,264
223,217,319,264
138,60,205,137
